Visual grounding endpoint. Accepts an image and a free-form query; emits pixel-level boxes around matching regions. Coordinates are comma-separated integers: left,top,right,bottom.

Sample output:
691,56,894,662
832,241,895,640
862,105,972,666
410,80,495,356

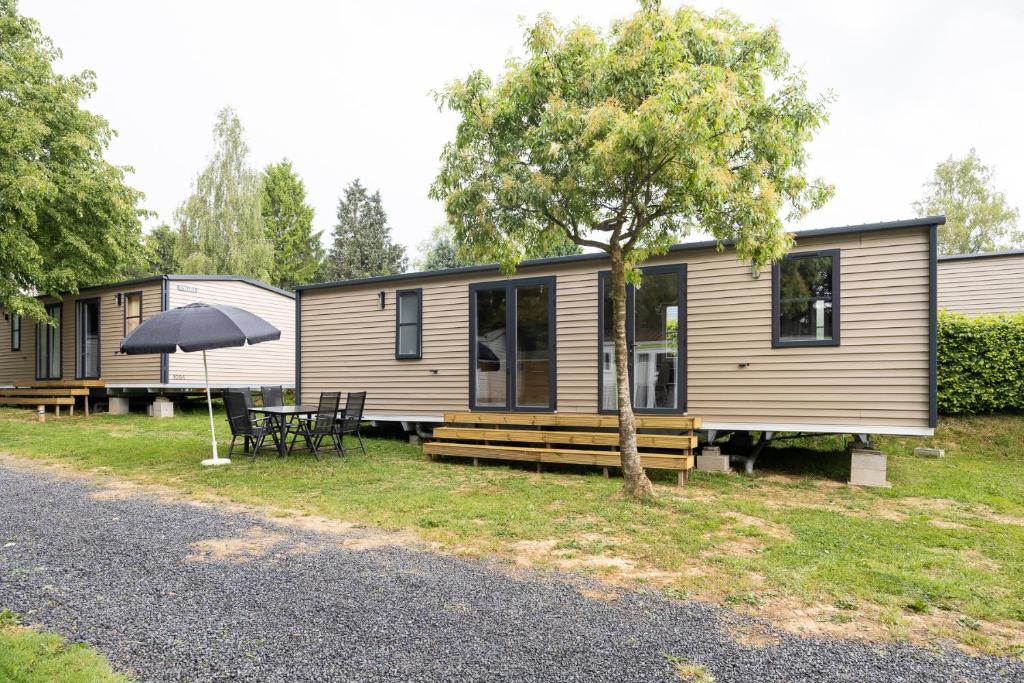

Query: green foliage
415,224,581,272
325,179,407,280
173,107,273,280
260,160,323,289
0,611,128,682
140,224,179,275
0,0,146,322
914,149,1021,255
431,1,832,276
937,311,1024,414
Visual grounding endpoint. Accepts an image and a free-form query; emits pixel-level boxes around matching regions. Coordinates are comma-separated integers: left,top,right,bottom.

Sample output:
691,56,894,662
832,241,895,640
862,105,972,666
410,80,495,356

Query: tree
261,160,323,289
432,1,832,498
325,179,407,280
173,107,273,280
142,224,180,274
0,0,145,321
415,223,581,271
913,149,1021,255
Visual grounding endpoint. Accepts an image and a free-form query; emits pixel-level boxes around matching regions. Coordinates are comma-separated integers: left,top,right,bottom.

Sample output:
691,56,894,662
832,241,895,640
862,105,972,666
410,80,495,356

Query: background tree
325,179,407,280
432,1,832,498
0,0,145,321
913,149,1021,255
415,223,581,271
142,224,180,275
173,107,273,279
261,160,323,289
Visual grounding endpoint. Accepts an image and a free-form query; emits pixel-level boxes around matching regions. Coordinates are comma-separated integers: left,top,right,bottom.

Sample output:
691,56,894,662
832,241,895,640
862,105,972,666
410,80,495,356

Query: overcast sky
23,0,1024,260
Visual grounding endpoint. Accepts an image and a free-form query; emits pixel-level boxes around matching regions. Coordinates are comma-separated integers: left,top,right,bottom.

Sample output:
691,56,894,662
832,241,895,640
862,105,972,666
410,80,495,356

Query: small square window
772,250,840,347
395,289,422,359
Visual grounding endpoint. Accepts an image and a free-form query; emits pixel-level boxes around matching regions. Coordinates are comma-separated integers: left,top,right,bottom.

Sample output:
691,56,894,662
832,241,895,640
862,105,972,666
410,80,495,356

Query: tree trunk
610,248,655,499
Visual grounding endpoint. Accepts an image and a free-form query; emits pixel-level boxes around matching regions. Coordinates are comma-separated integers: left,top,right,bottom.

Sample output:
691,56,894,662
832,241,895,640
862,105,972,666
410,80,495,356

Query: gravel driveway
0,461,1020,682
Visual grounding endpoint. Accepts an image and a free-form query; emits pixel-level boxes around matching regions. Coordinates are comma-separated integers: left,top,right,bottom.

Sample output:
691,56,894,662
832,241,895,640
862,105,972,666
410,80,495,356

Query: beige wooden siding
167,280,295,386
0,282,163,385
300,226,931,432
938,254,1024,315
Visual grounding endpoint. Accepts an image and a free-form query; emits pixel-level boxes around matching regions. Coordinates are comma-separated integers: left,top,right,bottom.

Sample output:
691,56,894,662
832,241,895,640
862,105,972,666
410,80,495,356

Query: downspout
295,288,301,405
928,222,938,429
160,276,169,384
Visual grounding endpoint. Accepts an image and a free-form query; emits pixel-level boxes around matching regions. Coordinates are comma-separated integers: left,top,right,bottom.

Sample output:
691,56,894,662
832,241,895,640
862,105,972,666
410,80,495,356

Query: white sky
24,0,1024,261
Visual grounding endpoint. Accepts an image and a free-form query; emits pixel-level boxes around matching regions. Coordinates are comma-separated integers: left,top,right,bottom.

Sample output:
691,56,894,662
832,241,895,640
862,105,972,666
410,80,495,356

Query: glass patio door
76,298,101,379
35,303,62,380
599,265,686,414
470,278,555,411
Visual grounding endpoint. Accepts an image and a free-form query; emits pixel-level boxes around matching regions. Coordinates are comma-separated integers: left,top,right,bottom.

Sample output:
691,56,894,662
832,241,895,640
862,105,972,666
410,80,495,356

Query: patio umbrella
120,302,281,467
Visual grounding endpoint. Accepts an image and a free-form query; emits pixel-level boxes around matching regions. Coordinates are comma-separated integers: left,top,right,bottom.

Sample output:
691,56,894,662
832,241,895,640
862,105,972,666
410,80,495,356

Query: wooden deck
424,412,701,485
0,380,106,417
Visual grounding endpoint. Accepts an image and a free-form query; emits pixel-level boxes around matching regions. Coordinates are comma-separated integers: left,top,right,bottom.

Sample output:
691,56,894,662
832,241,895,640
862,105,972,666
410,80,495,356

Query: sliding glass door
76,298,101,379
599,264,686,414
470,277,556,411
35,303,62,380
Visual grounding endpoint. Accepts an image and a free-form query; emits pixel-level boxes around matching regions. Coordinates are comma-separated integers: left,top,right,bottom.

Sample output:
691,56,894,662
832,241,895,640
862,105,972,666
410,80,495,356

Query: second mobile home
296,216,943,440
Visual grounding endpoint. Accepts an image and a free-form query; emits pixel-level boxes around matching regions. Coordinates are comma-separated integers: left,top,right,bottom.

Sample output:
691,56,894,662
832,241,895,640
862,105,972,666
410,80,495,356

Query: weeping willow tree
432,1,833,498
174,107,273,280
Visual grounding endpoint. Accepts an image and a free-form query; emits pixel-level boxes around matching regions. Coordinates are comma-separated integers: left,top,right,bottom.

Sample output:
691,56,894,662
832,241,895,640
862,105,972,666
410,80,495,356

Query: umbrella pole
200,349,230,466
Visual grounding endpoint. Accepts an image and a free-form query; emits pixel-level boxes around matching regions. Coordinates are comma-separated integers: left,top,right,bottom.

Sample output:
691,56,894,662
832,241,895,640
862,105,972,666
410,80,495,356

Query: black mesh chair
261,385,284,408
224,390,268,462
335,391,367,455
287,392,341,461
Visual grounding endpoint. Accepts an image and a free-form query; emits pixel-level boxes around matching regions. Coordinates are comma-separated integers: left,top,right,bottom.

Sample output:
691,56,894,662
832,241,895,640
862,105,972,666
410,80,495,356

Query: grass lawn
0,403,1022,656
0,609,128,682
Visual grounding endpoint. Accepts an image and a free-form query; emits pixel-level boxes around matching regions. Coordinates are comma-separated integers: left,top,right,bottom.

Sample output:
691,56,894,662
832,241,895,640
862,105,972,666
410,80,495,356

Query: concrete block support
914,447,945,458
849,449,891,488
108,397,130,415
149,396,174,418
696,446,730,473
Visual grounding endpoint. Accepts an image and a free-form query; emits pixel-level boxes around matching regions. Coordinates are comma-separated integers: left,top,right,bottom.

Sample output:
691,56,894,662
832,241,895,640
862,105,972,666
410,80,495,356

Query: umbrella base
201,457,232,467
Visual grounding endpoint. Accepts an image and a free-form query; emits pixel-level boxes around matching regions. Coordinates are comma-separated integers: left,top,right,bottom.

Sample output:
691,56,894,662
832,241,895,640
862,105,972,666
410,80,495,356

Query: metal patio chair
224,390,269,462
287,391,341,461
335,391,367,455
260,385,284,408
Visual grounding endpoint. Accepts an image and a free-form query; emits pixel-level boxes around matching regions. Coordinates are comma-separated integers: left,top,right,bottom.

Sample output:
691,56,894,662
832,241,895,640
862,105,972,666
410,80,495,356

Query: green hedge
938,311,1024,414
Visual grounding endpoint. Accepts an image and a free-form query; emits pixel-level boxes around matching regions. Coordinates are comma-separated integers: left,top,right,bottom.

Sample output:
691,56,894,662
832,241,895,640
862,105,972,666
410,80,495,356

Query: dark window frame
468,276,557,413
75,297,102,380
123,290,144,338
597,264,688,415
771,248,841,348
35,302,63,381
10,314,20,352
394,288,423,360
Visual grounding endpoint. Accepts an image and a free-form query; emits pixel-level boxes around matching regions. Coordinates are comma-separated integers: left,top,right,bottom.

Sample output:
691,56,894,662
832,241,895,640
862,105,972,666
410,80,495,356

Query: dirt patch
578,586,620,602
729,622,782,648
929,519,970,530
187,527,286,563
722,512,793,540
340,531,426,551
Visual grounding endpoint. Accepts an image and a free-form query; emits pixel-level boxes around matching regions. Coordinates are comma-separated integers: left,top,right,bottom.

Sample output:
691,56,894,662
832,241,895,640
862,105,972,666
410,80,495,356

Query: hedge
938,311,1024,414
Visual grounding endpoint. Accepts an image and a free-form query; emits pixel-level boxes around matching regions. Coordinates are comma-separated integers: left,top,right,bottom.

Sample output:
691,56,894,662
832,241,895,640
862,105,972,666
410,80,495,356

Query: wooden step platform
0,380,105,417
424,412,701,486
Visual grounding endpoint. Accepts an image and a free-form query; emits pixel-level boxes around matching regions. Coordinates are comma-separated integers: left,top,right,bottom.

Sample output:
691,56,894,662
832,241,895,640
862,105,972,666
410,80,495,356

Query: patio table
248,404,319,457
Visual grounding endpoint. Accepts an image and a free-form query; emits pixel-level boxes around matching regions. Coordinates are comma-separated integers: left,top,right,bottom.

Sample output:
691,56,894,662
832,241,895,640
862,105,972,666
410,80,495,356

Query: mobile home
938,249,1024,315
0,275,295,410
296,216,943,442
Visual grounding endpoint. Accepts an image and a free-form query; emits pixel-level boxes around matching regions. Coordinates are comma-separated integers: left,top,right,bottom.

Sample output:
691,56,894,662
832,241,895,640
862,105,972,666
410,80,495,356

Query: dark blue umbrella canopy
120,302,281,354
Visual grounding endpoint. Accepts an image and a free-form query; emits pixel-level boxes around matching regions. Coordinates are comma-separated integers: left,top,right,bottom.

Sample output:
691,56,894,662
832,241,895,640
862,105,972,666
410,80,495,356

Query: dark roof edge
297,215,946,292
49,274,294,299
938,248,1024,262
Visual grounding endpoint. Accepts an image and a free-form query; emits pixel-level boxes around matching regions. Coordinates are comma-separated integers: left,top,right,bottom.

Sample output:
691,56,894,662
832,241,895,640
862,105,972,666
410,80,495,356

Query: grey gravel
0,463,1021,683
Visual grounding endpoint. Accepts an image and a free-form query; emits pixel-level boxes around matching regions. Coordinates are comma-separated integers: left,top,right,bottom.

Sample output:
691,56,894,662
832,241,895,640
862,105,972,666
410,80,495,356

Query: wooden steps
425,412,699,486
0,381,104,417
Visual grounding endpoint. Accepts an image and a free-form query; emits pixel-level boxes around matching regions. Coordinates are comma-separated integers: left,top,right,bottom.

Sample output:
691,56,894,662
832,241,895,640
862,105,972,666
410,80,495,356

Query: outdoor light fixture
379,291,386,309
116,293,123,306
751,264,761,280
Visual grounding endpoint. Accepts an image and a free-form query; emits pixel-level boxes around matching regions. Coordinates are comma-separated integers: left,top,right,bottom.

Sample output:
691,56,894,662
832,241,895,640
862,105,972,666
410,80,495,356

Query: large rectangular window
35,303,62,380
469,277,555,412
598,265,686,414
395,288,422,359
10,314,20,351
772,249,840,347
124,291,143,337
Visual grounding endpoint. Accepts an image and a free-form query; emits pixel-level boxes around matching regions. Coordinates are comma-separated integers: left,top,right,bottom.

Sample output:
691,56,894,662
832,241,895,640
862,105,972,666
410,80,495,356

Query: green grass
0,609,129,682
0,404,1022,655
